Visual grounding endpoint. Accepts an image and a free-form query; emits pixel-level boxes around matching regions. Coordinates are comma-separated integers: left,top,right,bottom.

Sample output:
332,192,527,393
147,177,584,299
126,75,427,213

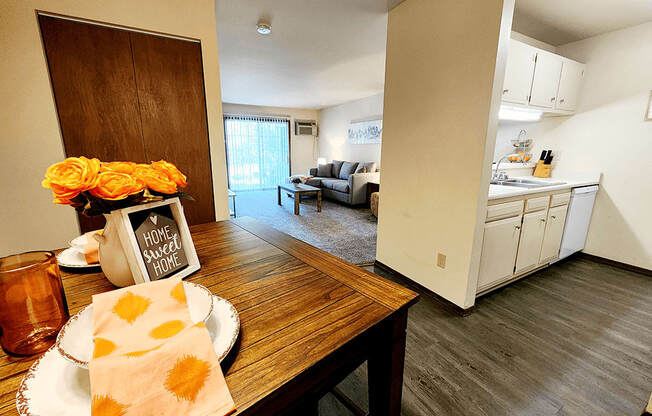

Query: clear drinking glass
0,251,69,355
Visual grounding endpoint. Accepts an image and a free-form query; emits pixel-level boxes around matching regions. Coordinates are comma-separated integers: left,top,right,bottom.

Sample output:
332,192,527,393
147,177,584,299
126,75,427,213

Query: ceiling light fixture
499,105,543,122
256,20,271,35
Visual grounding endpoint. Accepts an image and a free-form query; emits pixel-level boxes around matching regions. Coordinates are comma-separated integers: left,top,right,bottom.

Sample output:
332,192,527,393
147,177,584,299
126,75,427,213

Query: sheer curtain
223,115,290,191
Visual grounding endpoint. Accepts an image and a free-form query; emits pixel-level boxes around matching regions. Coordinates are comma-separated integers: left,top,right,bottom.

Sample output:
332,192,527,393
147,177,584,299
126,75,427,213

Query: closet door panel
130,33,215,225
39,16,147,162
39,15,148,232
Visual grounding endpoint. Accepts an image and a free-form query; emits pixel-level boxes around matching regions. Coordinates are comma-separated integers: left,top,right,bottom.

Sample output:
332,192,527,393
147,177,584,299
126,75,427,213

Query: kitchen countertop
489,175,600,201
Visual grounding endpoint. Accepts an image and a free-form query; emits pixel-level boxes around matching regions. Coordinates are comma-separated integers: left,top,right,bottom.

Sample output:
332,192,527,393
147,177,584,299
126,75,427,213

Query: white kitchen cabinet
555,60,585,111
515,210,548,273
501,39,584,114
502,39,537,105
477,215,522,290
529,50,563,109
539,204,569,263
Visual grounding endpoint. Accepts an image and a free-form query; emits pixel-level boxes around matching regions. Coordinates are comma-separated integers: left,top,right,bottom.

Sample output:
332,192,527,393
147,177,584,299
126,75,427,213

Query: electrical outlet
437,253,446,269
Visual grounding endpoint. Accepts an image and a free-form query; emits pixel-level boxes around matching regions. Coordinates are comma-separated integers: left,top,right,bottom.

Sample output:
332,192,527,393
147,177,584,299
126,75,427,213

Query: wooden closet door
130,33,215,225
39,15,148,232
40,15,216,231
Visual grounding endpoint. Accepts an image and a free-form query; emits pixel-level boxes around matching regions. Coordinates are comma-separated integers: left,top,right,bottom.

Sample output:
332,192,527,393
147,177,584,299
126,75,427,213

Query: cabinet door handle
559,98,565,103
540,218,546,222
551,215,557,219
503,89,509,94
551,97,556,101
515,225,521,230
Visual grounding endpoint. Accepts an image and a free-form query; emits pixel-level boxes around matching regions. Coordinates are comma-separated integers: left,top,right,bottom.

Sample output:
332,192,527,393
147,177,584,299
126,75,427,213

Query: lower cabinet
477,215,522,290
478,192,572,295
539,204,569,263
515,210,548,273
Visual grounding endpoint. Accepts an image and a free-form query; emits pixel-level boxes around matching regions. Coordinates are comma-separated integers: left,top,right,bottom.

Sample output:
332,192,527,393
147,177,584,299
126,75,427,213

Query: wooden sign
129,205,188,280
112,198,200,284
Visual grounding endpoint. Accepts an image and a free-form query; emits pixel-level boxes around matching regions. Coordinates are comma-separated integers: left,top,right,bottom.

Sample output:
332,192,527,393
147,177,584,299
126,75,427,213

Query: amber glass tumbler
0,251,69,355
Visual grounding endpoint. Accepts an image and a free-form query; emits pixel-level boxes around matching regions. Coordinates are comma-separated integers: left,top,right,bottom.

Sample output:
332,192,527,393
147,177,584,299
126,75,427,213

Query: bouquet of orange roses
42,157,192,216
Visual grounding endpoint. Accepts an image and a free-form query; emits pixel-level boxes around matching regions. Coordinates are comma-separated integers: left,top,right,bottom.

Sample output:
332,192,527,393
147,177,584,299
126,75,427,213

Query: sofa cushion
305,177,325,187
317,163,332,178
339,161,359,180
331,160,344,178
355,162,377,174
321,179,349,193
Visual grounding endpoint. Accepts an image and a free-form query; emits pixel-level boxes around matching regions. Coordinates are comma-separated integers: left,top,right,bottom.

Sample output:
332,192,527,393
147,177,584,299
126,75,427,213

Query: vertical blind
223,115,290,191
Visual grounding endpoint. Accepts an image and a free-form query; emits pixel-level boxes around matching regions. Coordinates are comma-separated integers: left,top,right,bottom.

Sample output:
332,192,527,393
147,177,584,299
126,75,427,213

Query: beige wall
377,0,513,308
221,103,319,177
318,93,384,166
505,22,652,270
0,0,229,257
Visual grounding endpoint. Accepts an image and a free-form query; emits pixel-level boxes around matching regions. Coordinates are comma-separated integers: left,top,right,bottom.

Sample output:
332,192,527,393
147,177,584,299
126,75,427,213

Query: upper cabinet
502,39,585,114
529,50,563,109
555,60,585,112
502,40,537,105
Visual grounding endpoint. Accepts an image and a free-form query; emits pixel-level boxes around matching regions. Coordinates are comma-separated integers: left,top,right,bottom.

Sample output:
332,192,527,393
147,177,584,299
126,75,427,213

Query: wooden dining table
0,218,418,415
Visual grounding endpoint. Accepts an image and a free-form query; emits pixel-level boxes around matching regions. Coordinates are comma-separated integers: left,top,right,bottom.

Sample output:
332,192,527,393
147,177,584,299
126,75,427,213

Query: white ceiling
215,0,652,109
215,0,388,109
514,0,652,46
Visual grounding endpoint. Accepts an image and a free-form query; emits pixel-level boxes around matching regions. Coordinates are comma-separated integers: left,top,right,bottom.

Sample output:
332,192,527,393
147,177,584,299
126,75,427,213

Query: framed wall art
348,117,383,144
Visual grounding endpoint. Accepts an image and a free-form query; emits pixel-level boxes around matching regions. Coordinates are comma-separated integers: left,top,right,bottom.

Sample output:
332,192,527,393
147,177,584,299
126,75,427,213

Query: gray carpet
234,189,377,265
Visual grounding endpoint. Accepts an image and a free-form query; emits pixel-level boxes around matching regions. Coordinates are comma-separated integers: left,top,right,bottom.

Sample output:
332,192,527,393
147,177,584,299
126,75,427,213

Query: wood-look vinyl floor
320,257,652,415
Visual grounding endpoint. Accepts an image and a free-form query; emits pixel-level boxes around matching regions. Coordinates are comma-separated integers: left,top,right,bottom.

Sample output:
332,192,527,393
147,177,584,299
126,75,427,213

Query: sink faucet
492,155,511,181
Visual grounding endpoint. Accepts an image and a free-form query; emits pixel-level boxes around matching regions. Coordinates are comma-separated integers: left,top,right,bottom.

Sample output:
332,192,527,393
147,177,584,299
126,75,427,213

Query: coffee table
278,183,322,215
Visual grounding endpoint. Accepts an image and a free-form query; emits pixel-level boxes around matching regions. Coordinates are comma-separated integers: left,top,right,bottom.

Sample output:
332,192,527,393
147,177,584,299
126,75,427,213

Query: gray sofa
307,160,379,205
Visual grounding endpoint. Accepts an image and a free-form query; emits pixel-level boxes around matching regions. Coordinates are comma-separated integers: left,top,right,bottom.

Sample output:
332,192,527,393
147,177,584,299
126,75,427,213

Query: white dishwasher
558,185,599,260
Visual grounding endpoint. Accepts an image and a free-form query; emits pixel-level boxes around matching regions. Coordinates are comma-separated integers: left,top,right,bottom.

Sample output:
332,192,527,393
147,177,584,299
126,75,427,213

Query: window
223,115,290,191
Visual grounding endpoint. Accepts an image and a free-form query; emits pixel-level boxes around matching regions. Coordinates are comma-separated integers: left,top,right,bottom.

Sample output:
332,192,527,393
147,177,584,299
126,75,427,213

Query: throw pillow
339,161,359,180
355,162,377,174
331,160,344,178
317,163,332,178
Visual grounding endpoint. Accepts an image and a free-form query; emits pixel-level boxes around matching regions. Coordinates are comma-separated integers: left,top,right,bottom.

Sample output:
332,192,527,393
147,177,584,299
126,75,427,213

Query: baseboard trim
374,260,475,316
578,253,652,277
475,264,548,297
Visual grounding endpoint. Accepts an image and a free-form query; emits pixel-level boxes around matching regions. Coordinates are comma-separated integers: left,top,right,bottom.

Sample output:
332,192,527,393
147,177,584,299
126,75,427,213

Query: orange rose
151,160,187,188
88,171,145,200
100,161,139,175
133,165,177,194
42,157,100,204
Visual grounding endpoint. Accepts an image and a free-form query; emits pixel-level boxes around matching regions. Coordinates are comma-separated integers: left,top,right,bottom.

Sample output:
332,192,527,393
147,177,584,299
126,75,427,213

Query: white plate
18,294,239,416
55,282,215,369
56,247,100,269
69,234,90,250
17,293,238,415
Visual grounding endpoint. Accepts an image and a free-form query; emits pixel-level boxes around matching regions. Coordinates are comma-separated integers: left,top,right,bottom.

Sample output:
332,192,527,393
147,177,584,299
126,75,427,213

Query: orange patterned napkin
89,277,235,416
83,230,101,264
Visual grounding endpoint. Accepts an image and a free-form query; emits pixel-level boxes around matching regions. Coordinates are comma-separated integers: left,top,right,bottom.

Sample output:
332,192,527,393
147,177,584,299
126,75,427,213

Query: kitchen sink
491,178,566,188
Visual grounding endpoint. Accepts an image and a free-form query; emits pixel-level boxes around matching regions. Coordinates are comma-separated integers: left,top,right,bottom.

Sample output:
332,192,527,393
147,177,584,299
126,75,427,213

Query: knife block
533,161,551,178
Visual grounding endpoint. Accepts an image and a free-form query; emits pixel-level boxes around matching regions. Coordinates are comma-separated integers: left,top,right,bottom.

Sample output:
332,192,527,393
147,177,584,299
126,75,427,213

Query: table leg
317,191,322,212
294,192,300,215
278,186,281,206
286,398,319,416
368,310,408,416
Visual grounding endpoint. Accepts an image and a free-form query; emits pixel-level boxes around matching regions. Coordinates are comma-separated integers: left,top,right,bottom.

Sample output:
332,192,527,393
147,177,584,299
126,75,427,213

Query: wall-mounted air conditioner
295,120,318,136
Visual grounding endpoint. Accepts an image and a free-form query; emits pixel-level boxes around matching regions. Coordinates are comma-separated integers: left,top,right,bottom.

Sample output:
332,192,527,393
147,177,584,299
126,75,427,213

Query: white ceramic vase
93,214,134,287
